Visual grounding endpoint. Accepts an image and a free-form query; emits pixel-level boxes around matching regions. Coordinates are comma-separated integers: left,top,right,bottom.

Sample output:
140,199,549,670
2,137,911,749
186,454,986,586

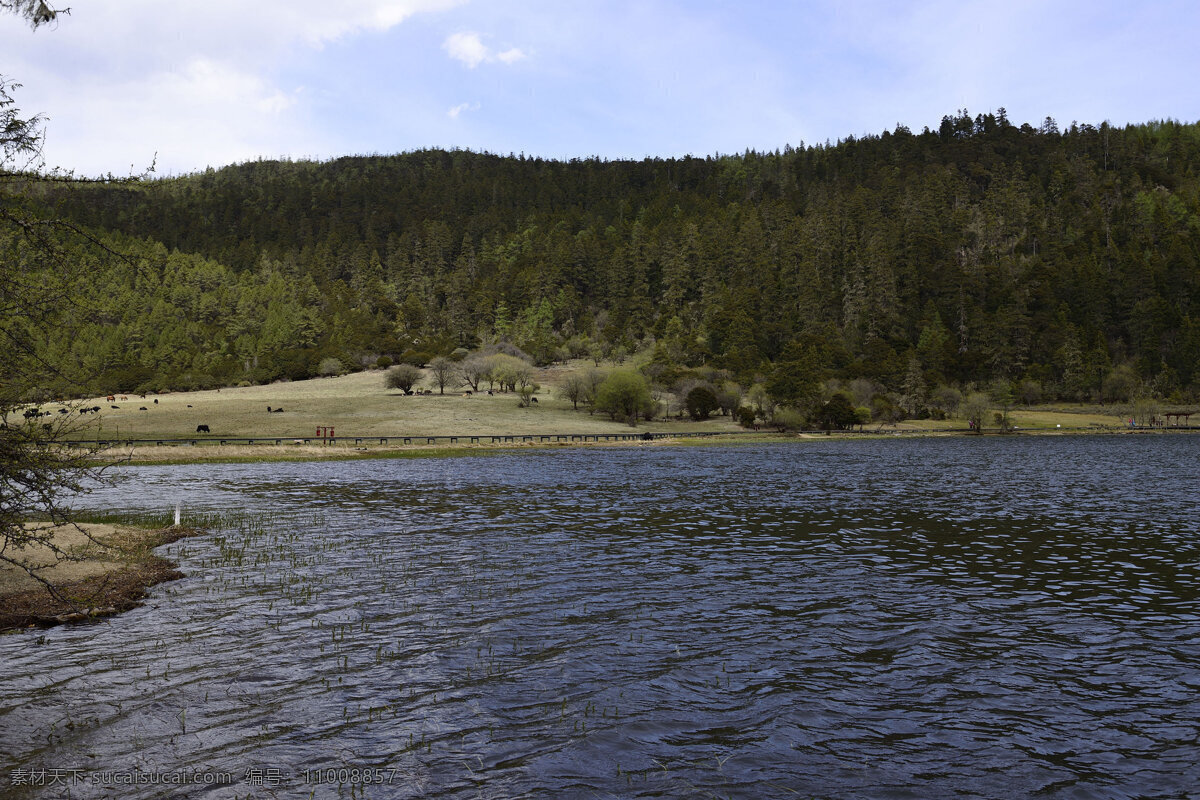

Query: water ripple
1,436,1198,798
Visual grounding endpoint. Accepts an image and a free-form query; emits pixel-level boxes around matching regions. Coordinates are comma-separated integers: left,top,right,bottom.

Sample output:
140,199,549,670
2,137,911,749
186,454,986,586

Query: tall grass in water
69,507,290,532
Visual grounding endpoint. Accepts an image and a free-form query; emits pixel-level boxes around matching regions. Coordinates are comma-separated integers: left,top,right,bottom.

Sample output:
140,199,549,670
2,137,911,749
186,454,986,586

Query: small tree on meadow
770,406,805,432
962,392,990,432
487,354,532,392
582,368,607,414
385,364,422,393
318,357,345,377
559,372,588,410
814,392,858,431
595,369,654,426
458,354,492,391
427,356,458,395
518,383,540,407
685,385,718,421
715,382,742,417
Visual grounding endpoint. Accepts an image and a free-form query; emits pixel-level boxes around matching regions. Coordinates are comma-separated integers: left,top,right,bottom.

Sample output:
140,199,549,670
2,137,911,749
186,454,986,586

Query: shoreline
87,425,1195,466
0,524,205,633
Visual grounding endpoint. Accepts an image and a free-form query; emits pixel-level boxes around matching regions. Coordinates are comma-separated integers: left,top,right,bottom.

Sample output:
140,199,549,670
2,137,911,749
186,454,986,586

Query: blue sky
3,0,1199,176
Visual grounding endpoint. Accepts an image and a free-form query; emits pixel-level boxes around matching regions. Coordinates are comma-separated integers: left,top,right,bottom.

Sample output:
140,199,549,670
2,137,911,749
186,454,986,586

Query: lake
2,436,1198,798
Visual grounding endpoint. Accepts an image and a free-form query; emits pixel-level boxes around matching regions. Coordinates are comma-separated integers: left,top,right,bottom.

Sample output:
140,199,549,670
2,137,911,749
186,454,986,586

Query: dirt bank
0,523,205,632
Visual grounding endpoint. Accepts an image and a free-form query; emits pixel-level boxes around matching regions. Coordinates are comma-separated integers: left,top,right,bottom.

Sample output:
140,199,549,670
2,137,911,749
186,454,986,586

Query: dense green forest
12,110,1200,410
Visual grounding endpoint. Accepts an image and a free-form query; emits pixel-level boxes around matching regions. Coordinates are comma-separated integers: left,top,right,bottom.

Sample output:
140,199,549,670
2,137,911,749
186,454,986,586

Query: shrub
385,364,422,393
427,356,458,394
737,406,757,428
595,369,654,426
770,406,805,432
399,349,433,367
962,392,990,432
813,392,858,430
375,355,393,370
685,386,719,421
318,357,345,377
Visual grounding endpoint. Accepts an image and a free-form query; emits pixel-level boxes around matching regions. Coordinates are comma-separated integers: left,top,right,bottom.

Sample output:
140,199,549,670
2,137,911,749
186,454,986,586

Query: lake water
2,436,1198,799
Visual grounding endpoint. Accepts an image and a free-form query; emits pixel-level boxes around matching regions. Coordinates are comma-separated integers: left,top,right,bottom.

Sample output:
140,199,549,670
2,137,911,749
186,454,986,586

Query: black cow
273,407,284,413
139,406,148,411
530,397,538,403
111,405,120,409
196,424,210,433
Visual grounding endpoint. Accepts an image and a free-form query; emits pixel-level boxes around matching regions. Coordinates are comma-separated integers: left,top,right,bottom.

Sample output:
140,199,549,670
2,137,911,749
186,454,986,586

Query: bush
737,406,757,428
375,355,393,370
813,392,858,430
962,392,990,432
385,364,422,393
685,386,718,421
399,349,433,367
595,369,654,426
770,407,805,432
318,357,345,377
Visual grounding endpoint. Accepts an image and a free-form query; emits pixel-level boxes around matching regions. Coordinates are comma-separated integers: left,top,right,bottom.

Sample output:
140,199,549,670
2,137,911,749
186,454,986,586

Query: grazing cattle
23,408,38,419
106,395,115,402
273,407,284,413
530,397,538,403
187,404,193,408
267,406,272,412
139,406,148,411
153,398,158,404
139,394,146,399
196,424,210,433
92,406,101,413
111,405,120,409
487,390,494,396
462,391,472,397
119,395,128,401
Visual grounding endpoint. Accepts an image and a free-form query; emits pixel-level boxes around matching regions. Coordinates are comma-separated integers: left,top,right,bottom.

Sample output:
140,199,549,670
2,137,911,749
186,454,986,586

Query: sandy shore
0,523,204,632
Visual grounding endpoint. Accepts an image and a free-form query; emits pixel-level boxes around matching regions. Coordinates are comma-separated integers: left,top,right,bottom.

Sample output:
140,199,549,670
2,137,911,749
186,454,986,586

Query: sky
3,0,1199,177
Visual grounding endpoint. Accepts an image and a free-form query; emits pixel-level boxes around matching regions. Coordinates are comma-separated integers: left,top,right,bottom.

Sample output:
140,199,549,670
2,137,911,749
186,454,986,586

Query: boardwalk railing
52,424,1190,448
58,430,749,447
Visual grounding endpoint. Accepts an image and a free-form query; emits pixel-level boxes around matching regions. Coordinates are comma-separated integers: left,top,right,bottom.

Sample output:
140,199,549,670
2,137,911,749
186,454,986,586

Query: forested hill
24,111,1200,402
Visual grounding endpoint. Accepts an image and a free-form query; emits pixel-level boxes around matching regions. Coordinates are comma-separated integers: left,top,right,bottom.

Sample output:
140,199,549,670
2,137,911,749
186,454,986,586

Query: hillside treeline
18,110,1200,405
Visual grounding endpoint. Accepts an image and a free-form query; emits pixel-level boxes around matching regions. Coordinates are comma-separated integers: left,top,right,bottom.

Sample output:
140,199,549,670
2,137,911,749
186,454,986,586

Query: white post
174,504,181,527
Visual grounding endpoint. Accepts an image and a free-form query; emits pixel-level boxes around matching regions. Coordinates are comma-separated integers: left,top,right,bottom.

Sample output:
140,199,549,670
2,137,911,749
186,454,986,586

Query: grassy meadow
28,360,1175,464
59,362,740,442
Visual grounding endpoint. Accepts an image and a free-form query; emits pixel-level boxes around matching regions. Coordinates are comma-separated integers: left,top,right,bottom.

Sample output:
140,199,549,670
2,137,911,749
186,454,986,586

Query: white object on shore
174,504,181,527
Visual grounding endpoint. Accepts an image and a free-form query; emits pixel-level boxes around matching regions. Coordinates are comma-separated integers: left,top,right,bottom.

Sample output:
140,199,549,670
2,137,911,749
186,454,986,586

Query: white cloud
496,48,527,64
443,31,527,68
1,0,465,174
444,32,490,68
447,101,480,118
